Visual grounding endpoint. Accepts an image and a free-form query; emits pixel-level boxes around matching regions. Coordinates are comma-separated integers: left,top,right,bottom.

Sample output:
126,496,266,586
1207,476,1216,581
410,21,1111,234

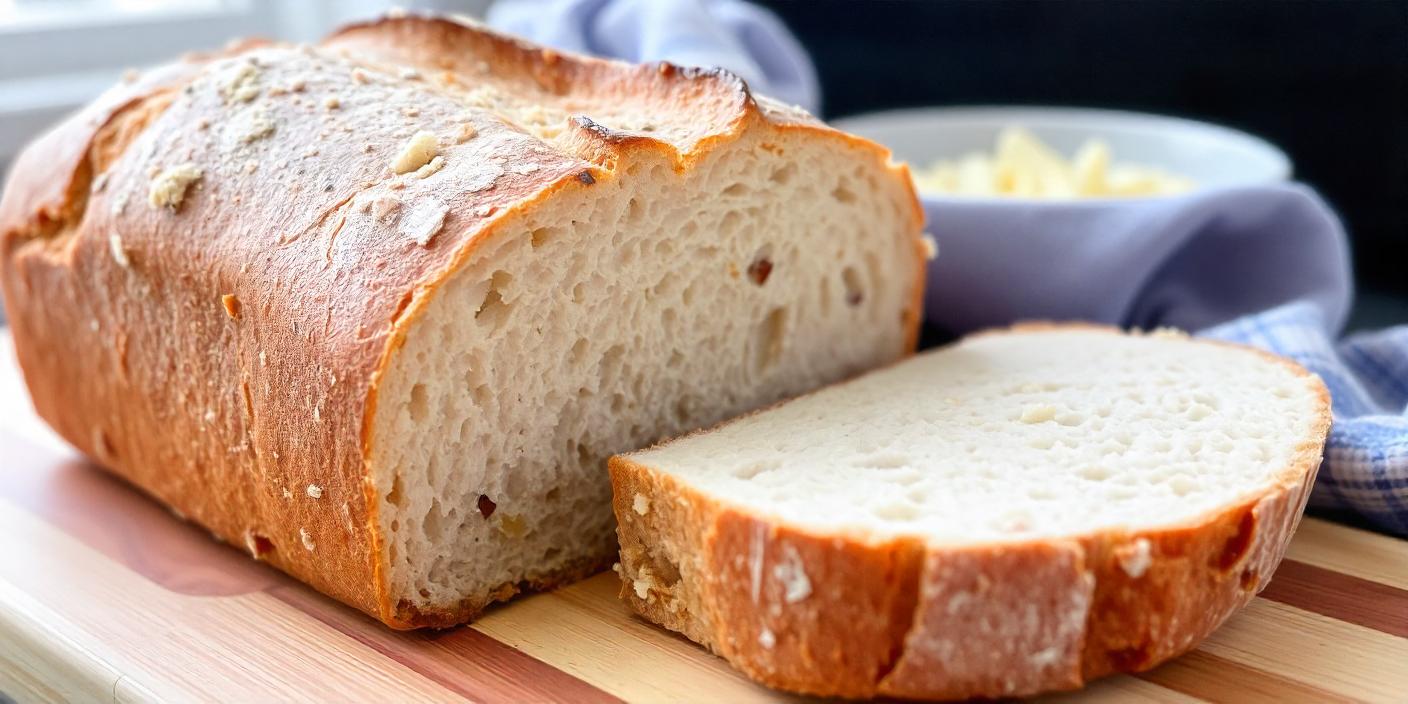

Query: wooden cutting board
0,333,1404,704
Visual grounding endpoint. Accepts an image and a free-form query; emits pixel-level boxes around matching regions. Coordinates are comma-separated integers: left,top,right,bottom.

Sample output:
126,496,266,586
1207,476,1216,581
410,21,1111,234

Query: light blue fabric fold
488,0,820,113
920,184,1353,336
488,0,1407,536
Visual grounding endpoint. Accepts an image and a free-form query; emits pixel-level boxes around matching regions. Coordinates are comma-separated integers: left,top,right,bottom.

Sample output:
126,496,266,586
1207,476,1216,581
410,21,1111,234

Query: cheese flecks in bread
0,15,925,629
610,327,1329,700
147,163,203,209
221,61,261,103
391,130,439,174
413,155,446,179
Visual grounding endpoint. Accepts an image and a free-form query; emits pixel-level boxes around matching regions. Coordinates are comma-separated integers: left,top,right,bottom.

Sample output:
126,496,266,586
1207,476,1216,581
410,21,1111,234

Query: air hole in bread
386,473,406,507
673,396,694,424
832,183,856,203
477,494,497,519
769,162,796,185
842,266,863,306
569,337,590,366
894,472,923,487
1079,465,1112,481
1216,510,1257,571
752,306,788,374
530,226,558,248
424,500,448,539
1167,474,1197,497
247,532,275,557
734,459,780,480
471,383,491,407
723,182,748,197
647,548,682,586
747,246,774,286
598,344,626,389
1240,568,1259,591
409,383,429,423
475,270,512,328
720,210,741,234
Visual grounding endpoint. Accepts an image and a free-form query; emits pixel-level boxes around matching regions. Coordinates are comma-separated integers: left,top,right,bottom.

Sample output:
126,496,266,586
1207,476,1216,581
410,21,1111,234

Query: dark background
761,0,1408,330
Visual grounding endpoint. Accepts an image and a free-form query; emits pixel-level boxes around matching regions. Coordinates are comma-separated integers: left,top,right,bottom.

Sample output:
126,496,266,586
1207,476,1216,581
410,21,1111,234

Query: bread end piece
609,328,1330,700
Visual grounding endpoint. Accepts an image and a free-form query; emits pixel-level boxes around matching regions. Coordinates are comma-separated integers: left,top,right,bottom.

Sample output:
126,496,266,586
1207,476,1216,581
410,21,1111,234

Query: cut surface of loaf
0,14,924,627
610,326,1330,700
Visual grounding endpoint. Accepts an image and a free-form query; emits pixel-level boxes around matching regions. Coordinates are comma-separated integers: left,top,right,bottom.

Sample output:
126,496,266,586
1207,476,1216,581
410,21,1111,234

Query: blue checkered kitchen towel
1206,304,1408,536
491,0,1408,537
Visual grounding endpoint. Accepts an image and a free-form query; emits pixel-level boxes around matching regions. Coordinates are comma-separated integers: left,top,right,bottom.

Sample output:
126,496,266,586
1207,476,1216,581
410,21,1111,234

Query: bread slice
610,326,1330,700
0,15,924,628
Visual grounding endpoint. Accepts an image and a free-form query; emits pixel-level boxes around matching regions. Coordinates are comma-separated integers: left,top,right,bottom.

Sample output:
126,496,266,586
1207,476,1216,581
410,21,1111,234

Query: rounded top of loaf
0,12,898,243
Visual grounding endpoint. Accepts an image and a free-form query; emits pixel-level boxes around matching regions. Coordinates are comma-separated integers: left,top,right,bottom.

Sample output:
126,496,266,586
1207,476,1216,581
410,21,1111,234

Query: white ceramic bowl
829,106,1308,335
832,106,1291,199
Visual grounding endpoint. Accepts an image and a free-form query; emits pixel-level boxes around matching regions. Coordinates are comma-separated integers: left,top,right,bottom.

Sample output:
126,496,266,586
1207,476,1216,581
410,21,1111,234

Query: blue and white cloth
489,0,1408,537
1206,304,1408,536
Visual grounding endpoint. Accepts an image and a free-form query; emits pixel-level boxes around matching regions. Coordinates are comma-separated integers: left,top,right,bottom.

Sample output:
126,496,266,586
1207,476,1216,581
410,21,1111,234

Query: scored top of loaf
0,14,924,625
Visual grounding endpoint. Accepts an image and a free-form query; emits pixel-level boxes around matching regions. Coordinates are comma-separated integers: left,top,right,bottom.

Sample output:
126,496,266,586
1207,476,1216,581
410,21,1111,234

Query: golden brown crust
0,13,924,629
609,326,1331,699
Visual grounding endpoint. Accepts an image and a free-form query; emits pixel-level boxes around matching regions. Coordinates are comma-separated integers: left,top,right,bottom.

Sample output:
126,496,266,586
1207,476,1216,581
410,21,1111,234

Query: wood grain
1261,559,1408,637
1142,648,1360,704
0,332,1404,703
269,583,623,704
1284,518,1408,590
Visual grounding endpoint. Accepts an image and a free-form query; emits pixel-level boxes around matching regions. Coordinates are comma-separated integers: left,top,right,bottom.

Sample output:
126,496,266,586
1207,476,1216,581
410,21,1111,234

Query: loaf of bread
0,15,925,627
610,326,1330,700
